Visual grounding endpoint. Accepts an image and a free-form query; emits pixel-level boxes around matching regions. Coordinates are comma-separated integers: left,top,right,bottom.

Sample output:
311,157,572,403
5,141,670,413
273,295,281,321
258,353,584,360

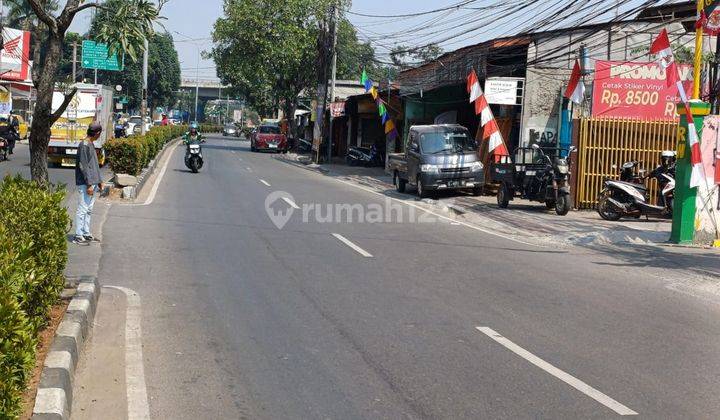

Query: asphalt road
0,141,112,186
71,134,720,419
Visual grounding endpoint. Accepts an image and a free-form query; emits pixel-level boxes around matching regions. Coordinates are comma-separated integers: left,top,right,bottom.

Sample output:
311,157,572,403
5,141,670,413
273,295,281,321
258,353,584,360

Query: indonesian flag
680,100,705,188
687,120,704,188
651,29,705,188
650,29,679,88
563,60,585,104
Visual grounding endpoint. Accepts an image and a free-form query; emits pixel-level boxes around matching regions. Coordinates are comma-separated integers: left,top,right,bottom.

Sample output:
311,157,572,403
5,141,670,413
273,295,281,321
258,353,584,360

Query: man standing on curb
73,121,104,245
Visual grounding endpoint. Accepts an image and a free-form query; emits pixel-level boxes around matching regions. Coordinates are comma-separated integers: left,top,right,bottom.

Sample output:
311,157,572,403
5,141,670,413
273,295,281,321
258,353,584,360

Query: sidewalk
279,153,676,245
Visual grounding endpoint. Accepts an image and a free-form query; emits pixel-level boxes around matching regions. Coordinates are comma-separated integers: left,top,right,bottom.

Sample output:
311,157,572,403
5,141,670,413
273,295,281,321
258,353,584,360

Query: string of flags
651,28,704,189
360,69,399,140
466,69,509,156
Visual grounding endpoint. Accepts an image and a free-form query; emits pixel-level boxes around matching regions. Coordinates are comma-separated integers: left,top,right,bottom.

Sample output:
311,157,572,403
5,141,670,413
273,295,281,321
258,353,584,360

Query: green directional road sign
81,40,123,71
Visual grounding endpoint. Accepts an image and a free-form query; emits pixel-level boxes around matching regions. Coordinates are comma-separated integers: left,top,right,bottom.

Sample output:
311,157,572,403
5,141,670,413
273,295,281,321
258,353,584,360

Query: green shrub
0,281,37,419
200,123,222,133
0,176,69,418
106,125,186,176
0,176,69,331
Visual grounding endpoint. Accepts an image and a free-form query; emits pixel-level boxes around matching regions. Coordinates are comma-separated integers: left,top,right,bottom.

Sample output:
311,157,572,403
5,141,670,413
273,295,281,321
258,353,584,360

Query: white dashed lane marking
476,327,638,416
331,233,373,258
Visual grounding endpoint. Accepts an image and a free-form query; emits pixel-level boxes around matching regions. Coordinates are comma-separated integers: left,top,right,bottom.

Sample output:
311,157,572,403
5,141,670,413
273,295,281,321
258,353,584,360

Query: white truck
48,83,114,167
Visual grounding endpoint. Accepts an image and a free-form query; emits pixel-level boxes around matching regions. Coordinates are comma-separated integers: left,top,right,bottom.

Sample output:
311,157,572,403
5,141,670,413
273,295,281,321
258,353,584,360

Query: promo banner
592,60,693,120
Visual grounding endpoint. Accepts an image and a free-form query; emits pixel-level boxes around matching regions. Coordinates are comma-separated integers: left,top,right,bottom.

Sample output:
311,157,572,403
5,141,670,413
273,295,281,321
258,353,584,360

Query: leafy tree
57,32,87,82
390,44,444,71
335,19,379,81
24,0,161,185
89,2,180,111
211,0,335,136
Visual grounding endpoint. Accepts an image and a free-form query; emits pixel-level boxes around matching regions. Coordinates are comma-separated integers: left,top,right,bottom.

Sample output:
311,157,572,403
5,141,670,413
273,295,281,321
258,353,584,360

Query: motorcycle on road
183,128,205,173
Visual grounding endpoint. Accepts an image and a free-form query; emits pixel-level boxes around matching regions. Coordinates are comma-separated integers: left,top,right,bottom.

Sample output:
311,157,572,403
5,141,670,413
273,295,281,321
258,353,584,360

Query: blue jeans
75,186,97,237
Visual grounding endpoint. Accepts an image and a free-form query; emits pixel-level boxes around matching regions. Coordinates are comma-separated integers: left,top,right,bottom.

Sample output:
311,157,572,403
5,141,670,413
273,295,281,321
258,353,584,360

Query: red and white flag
467,69,483,103
564,60,585,104
653,28,705,188
687,119,704,188
650,29,679,88
467,70,509,156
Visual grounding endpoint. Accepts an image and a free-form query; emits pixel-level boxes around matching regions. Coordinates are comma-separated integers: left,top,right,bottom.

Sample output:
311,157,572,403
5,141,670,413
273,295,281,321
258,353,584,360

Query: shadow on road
587,244,720,278
201,144,249,152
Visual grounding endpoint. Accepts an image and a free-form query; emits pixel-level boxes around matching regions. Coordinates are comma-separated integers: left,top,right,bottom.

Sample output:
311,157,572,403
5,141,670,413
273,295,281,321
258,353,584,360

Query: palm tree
5,0,59,30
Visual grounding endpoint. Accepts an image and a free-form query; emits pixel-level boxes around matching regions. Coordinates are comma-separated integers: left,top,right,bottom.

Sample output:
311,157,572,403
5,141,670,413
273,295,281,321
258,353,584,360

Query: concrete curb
275,155,330,174
32,276,101,420
119,137,182,199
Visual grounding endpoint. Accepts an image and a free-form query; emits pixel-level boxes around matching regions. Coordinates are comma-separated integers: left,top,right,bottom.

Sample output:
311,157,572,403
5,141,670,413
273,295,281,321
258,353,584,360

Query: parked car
388,124,484,198
250,125,288,153
223,124,237,137
128,115,152,135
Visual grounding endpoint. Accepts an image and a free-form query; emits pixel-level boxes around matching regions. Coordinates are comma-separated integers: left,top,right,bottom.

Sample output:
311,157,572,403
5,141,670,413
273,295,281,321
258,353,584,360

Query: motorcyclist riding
183,123,205,173
183,123,204,145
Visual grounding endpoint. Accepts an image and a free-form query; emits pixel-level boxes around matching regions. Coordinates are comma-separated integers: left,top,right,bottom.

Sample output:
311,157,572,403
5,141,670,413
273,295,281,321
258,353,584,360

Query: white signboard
233,109,243,122
485,77,523,105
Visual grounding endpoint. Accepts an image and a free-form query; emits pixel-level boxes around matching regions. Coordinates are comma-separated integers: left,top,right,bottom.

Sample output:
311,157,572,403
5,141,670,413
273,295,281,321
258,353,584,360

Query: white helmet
661,150,676,158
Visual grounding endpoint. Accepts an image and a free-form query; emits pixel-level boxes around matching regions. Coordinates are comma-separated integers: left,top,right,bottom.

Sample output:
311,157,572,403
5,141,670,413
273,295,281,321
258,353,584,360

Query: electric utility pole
141,37,148,135
72,42,78,82
326,1,339,163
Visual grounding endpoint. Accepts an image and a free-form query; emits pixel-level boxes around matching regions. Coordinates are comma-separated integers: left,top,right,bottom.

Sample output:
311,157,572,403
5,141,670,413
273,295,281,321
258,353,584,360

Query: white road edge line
475,327,638,416
259,179,271,187
332,233,373,258
105,286,151,420
142,141,178,206
282,197,300,209
282,164,542,248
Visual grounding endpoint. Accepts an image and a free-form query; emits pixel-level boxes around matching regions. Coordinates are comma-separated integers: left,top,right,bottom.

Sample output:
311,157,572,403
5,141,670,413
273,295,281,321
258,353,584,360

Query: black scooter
297,138,313,154
184,137,205,173
346,144,384,167
0,136,8,161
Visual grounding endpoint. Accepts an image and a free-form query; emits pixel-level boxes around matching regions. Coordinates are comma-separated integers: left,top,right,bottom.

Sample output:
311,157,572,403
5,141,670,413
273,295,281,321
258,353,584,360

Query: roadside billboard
591,60,693,120
0,29,31,81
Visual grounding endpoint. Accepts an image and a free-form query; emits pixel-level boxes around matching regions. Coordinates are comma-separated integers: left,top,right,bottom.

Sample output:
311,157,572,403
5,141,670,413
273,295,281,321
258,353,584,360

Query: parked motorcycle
346,143,385,167
597,151,676,221
495,144,576,215
114,122,129,138
297,138,313,154
0,136,8,161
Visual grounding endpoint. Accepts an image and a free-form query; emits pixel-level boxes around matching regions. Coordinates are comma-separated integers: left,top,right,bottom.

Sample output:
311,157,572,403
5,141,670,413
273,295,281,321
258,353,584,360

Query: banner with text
591,60,692,120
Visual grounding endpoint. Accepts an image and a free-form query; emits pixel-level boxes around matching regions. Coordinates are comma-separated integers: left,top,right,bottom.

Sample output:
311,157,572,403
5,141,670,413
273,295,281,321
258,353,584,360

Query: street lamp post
194,50,200,123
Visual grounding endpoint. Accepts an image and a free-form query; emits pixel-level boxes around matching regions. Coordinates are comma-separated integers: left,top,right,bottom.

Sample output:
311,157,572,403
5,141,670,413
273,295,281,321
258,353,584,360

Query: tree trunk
283,99,298,151
29,34,64,186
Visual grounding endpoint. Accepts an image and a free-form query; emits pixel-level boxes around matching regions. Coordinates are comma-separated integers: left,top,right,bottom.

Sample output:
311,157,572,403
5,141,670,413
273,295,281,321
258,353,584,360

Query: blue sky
62,0,675,82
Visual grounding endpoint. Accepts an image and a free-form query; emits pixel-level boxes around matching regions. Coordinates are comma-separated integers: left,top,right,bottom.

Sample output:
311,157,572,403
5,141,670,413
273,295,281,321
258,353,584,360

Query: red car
250,125,288,153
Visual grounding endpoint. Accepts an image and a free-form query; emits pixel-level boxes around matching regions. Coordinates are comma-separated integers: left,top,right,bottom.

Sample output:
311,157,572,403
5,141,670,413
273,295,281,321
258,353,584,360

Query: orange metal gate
576,117,678,209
